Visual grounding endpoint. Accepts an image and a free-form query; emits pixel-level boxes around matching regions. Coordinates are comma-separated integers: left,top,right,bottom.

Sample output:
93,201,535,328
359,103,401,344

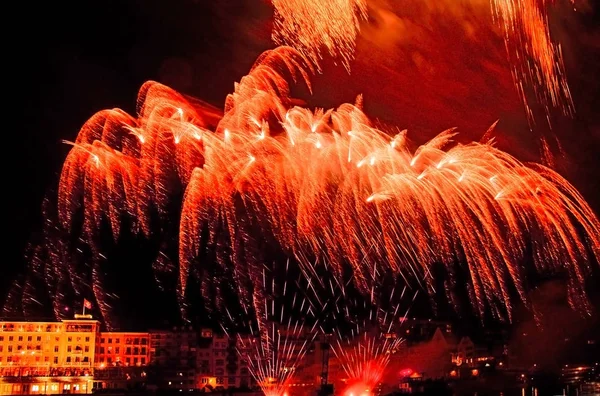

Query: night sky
5,0,600,357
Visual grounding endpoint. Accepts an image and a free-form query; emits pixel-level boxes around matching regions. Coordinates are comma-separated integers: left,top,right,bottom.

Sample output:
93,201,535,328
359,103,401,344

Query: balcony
0,367,92,379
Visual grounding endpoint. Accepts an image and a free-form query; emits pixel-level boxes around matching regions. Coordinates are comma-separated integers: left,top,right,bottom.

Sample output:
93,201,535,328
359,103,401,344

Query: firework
269,0,575,117
230,261,319,396
303,256,418,396
330,287,417,395
54,46,599,329
271,0,367,71
491,0,575,120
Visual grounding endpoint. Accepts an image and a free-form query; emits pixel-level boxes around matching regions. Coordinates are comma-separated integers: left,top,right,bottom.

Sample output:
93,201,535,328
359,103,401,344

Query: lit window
32,385,39,392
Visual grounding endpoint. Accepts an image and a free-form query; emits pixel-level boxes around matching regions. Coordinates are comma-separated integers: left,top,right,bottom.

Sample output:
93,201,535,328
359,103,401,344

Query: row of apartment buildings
0,315,512,396
0,316,263,395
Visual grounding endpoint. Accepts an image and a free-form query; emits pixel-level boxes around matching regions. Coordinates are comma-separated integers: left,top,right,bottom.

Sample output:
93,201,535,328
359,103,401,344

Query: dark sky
5,0,600,338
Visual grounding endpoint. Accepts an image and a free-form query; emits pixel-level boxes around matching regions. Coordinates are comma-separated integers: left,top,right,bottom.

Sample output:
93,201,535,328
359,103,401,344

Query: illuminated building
0,318,99,395
93,332,150,391
1,318,277,394
95,332,149,367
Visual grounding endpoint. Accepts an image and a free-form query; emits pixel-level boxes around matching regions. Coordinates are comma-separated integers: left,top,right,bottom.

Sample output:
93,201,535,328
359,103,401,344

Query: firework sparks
271,0,367,71
491,0,575,120
270,0,575,118
314,273,418,394
54,46,600,329
331,302,411,393
231,262,319,396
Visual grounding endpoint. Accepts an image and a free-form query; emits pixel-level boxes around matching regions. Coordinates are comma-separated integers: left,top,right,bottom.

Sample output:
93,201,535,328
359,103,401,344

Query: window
115,347,120,354
141,347,146,355
66,357,71,363
8,336,13,341
67,346,72,352
36,336,41,342
27,336,32,342
101,338,105,343
85,346,89,352
85,337,90,342
54,346,59,352
54,357,58,364
0,346,2,352
67,337,72,342
141,358,146,365
217,378,224,384
0,336,3,341
18,336,23,341
108,338,112,344
8,346,12,352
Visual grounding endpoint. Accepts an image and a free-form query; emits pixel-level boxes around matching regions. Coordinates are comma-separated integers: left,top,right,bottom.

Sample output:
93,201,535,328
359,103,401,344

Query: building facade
95,332,150,368
148,326,199,391
1,318,298,395
0,318,99,395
